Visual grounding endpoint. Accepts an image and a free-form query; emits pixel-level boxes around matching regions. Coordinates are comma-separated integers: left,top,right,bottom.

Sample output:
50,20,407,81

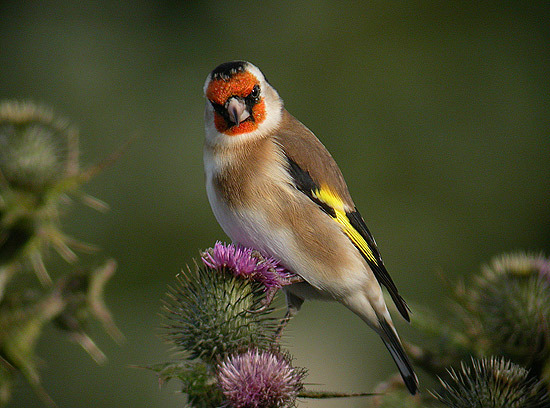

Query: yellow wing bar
313,186,378,266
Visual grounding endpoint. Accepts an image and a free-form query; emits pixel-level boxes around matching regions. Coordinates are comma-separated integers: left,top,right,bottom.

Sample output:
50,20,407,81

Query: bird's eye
249,85,260,100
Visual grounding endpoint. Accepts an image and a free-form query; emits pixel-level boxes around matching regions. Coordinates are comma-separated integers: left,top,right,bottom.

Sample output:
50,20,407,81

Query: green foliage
0,261,122,406
0,100,100,289
146,360,224,408
0,101,121,406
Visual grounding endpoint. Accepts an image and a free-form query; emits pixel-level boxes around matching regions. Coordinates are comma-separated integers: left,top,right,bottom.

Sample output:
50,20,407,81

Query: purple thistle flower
217,348,306,408
202,241,258,277
533,255,550,281
201,242,301,301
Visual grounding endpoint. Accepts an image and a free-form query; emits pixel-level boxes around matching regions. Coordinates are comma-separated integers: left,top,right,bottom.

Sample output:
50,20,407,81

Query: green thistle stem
299,390,376,398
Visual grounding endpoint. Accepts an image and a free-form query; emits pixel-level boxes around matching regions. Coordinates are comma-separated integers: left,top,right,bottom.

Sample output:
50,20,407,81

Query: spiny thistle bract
162,264,277,363
0,100,103,291
0,260,122,406
433,357,550,408
0,101,123,406
458,252,550,376
217,348,306,408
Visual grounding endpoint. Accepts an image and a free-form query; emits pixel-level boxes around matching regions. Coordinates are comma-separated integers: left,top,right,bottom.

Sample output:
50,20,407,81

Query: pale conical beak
226,97,250,126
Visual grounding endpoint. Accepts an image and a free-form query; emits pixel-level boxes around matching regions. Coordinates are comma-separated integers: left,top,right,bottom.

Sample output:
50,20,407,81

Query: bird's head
203,61,283,141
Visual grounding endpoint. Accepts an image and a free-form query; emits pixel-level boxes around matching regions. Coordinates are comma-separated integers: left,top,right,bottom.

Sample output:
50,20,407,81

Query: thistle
0,260,122,406
0,101,124,406
162,262,277,363
458,253,550,376
0,100,106,292
154,246,388,405
217,348,306,408
151,246,309,406
0,101,72,192
433,357,549,408
201,241,300,305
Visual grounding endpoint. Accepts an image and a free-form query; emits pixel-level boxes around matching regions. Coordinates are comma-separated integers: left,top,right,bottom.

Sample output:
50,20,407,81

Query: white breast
203,142,367,299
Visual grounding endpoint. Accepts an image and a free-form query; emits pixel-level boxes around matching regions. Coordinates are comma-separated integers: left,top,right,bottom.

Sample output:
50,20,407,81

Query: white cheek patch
243,63,266,83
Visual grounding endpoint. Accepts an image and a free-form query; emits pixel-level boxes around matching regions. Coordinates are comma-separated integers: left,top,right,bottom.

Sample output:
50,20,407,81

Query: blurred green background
1,1,548,407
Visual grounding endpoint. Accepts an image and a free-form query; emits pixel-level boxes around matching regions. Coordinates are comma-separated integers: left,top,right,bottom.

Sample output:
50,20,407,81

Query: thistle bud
162,262,276,363
433,357,549,408
0,101,100,290
0,101,74,193
460,253,550,376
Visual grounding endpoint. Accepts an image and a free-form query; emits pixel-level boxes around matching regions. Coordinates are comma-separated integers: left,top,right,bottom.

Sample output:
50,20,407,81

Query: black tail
379,318,418,395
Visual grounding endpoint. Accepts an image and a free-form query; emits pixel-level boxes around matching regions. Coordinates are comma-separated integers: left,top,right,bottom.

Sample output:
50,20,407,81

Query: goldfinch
203,61,418,394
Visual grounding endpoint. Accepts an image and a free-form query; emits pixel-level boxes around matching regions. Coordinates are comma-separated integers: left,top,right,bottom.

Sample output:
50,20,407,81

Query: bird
202,60,418,395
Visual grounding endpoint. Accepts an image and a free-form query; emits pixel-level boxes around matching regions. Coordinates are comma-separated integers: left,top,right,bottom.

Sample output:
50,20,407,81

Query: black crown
210,61,247,81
